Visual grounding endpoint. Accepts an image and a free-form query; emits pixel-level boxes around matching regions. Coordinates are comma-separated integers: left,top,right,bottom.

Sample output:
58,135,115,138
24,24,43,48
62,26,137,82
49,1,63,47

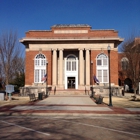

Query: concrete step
49,89,91,95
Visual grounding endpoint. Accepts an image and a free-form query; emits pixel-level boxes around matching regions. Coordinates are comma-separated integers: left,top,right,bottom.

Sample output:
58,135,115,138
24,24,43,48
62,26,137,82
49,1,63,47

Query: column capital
52,48,57,51
85,48,90,51
78,48,84,51
58,48,64,51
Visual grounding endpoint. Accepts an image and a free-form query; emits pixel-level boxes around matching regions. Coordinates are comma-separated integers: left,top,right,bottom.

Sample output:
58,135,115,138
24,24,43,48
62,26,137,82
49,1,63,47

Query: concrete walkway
11,96,112,112
0,94,140,116
37,96,97,105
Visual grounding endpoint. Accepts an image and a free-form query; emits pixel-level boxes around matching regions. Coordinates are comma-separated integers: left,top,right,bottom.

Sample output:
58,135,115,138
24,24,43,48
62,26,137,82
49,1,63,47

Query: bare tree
0,31,24,85
121,37,140,96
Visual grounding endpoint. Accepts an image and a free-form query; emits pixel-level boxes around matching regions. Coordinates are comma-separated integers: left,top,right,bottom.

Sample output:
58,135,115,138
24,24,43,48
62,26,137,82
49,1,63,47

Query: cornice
20,37,124,42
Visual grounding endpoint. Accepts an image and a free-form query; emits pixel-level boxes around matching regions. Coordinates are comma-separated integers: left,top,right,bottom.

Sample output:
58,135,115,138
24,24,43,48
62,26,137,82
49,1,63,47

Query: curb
0,112,140,117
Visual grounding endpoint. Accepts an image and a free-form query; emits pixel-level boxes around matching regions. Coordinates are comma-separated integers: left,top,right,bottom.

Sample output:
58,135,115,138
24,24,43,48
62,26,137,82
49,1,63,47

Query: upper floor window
35,53,46,66
121,57,129,70
66,55,76,71
97,53,108,66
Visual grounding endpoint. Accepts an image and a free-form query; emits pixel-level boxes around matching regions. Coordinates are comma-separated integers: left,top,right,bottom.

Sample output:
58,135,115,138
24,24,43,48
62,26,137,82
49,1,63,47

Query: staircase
49,89,91,96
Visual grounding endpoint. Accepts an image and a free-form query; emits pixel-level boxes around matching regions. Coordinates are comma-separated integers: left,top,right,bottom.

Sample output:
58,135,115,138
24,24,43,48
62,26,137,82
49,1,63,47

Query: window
96,53,108,83
35,53,46,66
66,56,76,71
34,54,46,83
121,57,129,70
97,53,108,66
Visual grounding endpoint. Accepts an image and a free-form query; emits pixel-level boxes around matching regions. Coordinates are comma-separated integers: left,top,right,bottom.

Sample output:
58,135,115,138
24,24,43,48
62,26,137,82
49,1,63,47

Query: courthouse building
20,24,123,92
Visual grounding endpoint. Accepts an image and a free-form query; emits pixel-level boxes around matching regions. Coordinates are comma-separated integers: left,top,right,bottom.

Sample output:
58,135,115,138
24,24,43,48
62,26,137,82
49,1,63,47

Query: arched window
121,57,129,70
96,53,108,83
34,54,46,83
66,55,76,71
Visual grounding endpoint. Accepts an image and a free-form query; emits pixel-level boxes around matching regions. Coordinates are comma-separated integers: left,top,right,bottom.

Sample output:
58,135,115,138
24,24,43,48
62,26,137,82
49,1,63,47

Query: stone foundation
20,85,123,97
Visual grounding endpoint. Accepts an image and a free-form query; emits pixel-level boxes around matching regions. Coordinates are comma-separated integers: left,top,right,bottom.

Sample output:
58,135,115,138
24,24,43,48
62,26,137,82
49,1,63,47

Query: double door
67,77,75,89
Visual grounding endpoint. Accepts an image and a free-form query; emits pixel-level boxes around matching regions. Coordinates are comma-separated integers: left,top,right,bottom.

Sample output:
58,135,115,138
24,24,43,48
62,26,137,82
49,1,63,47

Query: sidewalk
0,94,140,116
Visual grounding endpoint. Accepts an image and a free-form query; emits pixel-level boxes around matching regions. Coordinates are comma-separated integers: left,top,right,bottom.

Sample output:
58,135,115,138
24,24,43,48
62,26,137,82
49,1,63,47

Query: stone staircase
49,89,91,96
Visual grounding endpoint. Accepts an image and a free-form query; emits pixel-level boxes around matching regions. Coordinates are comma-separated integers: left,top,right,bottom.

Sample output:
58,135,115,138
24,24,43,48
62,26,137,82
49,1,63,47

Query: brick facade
26,28,118,38
118,38,140,87
25,51,52,85
20,24,123,89
90,50,118,85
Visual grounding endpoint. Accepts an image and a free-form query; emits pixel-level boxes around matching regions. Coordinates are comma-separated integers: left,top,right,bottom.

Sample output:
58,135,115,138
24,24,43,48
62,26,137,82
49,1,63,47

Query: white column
53,49,57,85
59,49,63,86
86,49,90,85
79,49,84,85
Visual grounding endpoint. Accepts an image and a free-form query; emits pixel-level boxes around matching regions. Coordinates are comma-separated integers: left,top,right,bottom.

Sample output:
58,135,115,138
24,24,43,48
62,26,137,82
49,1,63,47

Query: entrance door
67,77,75,89
65,54,78,89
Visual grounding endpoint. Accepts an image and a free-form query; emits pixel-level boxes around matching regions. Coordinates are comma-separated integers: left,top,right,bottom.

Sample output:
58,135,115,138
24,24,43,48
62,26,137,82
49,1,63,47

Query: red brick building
20,24,123,92
118,38,140,92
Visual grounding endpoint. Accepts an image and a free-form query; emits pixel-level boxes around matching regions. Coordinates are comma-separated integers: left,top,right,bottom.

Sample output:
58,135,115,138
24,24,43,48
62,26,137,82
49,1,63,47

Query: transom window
96,53,108,83
35,54,46,66
34,53,46,83
66,55,76,71
97,53,108,66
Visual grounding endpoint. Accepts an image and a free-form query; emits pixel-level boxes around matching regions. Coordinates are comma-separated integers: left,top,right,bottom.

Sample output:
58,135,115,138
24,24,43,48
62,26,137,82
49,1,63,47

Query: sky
0,0,140,52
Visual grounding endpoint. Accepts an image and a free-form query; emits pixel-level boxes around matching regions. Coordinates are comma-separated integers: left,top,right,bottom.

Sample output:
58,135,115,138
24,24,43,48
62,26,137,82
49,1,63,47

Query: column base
85,85,90,90
57,85,65,90
78,85,86,90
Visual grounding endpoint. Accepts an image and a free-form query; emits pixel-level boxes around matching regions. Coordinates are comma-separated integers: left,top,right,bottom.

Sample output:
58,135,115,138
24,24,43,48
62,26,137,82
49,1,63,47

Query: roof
51,24,91,28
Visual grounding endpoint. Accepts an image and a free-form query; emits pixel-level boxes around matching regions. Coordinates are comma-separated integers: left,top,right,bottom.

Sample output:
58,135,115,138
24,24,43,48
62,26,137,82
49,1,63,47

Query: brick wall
110,50,118,85
26,28,118,38
23,25,121,87
25,51,52,85
118,53,125,71
90,50,118,85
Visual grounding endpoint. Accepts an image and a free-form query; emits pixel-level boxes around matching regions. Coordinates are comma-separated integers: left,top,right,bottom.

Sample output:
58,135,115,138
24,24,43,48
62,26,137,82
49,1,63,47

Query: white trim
96,53,109,83
20,37,124,42
65,55,78,89
34,54,46,83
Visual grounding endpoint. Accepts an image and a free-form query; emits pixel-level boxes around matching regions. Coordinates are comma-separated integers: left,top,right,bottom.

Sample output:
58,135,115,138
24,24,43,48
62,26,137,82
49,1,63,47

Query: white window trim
96,53,109,83
34,53,47,83
65,54,78,89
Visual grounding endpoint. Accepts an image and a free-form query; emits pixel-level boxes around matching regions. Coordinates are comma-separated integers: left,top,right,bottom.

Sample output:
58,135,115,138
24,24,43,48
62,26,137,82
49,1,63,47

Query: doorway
67,77,75,89
65,54,78,89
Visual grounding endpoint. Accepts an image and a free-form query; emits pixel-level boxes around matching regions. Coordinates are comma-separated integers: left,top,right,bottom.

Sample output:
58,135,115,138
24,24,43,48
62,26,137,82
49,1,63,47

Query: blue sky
0,0,140,51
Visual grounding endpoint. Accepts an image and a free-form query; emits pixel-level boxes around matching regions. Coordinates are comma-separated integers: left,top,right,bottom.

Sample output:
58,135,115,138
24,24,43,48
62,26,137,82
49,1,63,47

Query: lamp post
107,45,113,106
91,61,94,97
46,60,48,97
91,61,93,85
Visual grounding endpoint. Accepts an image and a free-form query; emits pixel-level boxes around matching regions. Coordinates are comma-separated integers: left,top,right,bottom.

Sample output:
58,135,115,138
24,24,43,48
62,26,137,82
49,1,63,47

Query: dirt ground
0,96,30,107
103,96,140,108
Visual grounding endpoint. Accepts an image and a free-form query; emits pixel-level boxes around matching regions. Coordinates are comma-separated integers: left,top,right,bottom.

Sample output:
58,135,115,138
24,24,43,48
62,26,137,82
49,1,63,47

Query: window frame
34,53,47,83
96,53,109,83
121,57,129,70
66,55,77,71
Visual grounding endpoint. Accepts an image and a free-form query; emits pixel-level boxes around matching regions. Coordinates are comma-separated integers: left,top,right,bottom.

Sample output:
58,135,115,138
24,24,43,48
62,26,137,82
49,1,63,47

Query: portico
52,48,90,90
